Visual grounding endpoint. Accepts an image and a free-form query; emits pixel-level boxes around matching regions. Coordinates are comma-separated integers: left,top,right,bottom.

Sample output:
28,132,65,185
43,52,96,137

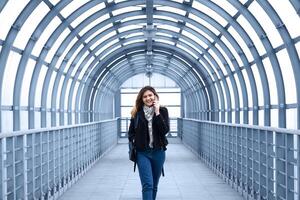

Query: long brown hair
131,86,159,118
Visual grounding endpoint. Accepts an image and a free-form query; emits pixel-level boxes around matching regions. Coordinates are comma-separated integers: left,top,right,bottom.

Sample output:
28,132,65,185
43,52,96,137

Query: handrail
178,118,299,200
0,118,120,199
180,117,300,135
0,118,119,138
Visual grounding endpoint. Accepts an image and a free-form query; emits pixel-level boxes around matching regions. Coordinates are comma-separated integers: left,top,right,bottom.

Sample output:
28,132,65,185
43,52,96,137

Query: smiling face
142,90,155,107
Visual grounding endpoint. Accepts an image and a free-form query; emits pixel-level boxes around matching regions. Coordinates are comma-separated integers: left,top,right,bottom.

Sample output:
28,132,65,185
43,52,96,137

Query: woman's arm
128,118,135,142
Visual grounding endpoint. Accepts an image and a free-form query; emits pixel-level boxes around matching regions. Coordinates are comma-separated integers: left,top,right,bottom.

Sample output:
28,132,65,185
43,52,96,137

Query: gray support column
114,89,121,118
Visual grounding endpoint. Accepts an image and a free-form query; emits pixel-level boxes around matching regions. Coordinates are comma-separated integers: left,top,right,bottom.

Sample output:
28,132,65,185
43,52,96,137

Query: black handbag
129,141,136,162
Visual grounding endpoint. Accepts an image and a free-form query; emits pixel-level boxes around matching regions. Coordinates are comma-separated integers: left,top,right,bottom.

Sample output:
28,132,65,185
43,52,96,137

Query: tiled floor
58,142,244,200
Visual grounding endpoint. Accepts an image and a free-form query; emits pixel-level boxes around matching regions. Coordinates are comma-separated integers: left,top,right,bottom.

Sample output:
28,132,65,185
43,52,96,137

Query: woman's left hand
153,96,160,115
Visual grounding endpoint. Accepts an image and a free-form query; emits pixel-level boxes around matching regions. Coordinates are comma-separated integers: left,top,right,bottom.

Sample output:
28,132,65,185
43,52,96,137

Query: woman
128,86,169,200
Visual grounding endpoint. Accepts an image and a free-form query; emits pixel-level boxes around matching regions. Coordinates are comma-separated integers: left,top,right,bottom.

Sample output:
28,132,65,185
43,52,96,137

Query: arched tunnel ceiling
0,0,300,131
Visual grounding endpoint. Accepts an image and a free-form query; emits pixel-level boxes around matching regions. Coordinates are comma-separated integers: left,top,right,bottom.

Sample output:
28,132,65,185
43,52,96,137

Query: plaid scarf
143,105,154,147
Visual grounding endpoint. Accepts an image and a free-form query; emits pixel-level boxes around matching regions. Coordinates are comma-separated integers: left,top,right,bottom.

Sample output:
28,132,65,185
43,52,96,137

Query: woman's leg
151,150,165,200
137,151,153,200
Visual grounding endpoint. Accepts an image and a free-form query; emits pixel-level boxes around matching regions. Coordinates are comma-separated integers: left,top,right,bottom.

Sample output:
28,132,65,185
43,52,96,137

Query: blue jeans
136,148,165,200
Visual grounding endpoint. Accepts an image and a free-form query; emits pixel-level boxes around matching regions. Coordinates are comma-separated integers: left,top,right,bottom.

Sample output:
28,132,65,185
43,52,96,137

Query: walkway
58,141,243,200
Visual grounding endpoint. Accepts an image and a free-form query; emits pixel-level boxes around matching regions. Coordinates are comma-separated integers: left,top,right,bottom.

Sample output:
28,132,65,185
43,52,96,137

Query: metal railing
178,118,300,200
120,117,178,138
0,118,119,200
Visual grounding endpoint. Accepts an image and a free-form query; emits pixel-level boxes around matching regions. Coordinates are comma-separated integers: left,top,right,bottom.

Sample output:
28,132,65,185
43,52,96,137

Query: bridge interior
0,0,300,199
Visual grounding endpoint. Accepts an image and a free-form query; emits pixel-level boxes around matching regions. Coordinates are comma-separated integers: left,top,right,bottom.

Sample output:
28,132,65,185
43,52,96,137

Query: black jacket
128,107,169,151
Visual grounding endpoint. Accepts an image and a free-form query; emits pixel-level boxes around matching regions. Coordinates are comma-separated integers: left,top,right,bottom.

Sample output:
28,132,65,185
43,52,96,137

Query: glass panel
171,0,183,3
47,112,51,127
2,52,21,105
210,0,238,16
78,57,95,80
251,64,264,106
14,2,49,50
296,42,300,59
91,31,118,50
49,0,60,5
20,111,28,130
124,32,143,39
220,81,227,110
71,3,105,27
91,31,116,50
121,107,132,118
56,113,59,126
47,71,57,108
96,39,121,57
220,36,238,71
189,13,219,35
156,6,186,16
55,37,78,69
182,30,208,49
198,59,214,81
32,16,61,56
63,44,84,73
102,44,122,60
123,39,144,46
159,93,180,105
112,6,141,16
185,22,213,42
270,108,278,128
166,107,180,117
232,111,235,123
35,111,41,129
60,0,89,18
79,14,110,37
262,57,278,105
2,111,13,133
214,82,221,109
64,113,68,125
99,43,121,60
64,80,72,110
228,26,252,64
118,24,142,33
234,73,243,108
121,15,146,23
177,44,197,59
276,49,296,104
226,76,235,108
242,69,253,108
237,15,266,55
153,15,178,23
179,37,200,55
259,109,264,126
208,49,228,76
155,39,175,46
192,1,227,26
72,113,75,124
215,43,232,75
72,82,80,110
71,51,89,77
239,0,248,4
121,94,136,106
249,110,253,125
21,59,36,106
286,108,297,129
35,65,47,107
116,0,133,3
240,110,243,123
249,1,283,48
268,1,300,38
45,28,71,63
0,0,30,40
56,76,65,109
